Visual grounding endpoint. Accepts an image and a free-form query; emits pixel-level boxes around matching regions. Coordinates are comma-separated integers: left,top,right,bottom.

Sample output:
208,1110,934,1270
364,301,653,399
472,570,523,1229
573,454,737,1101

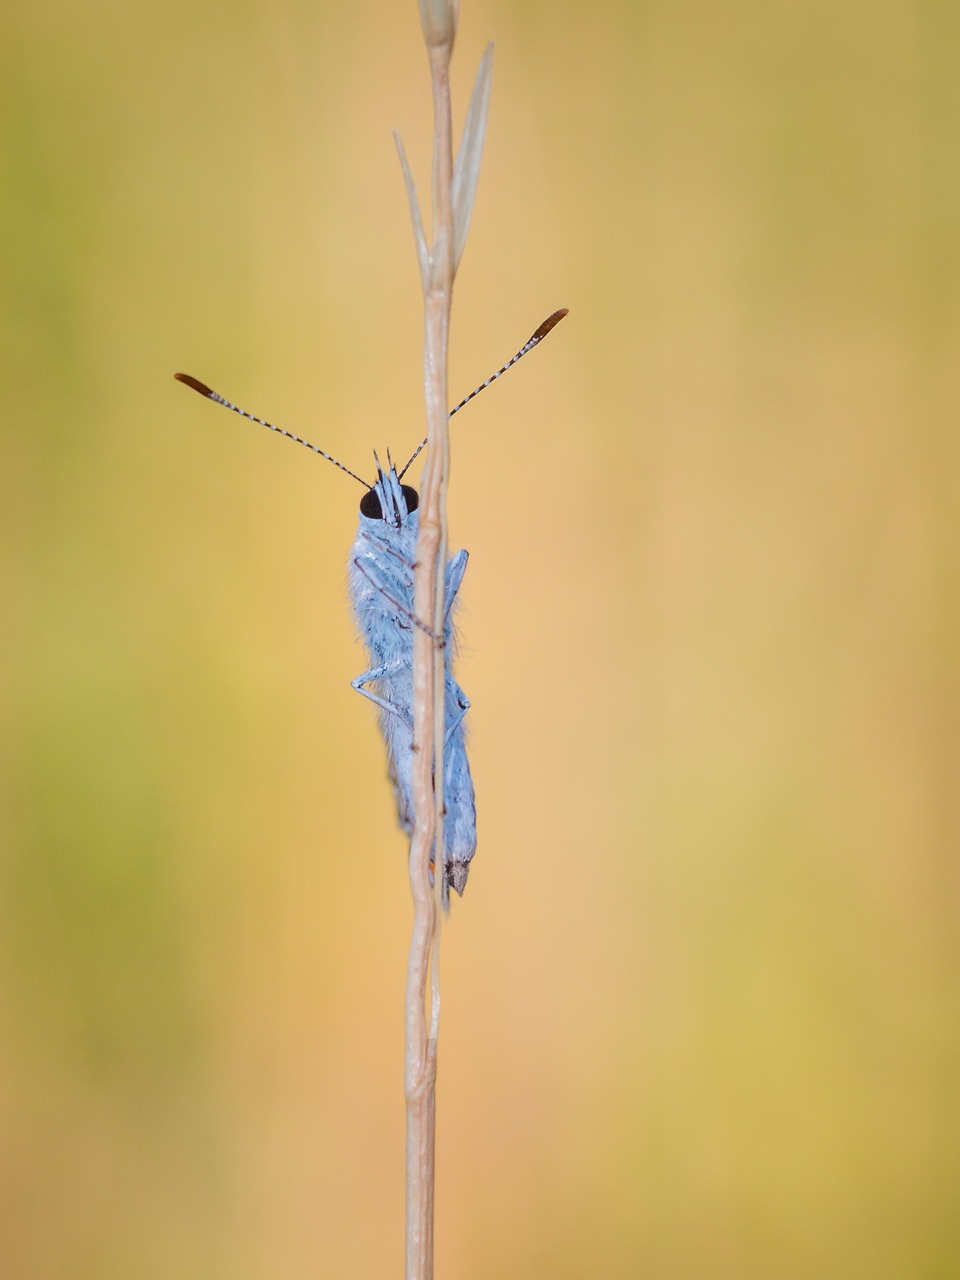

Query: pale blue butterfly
176,308,567,897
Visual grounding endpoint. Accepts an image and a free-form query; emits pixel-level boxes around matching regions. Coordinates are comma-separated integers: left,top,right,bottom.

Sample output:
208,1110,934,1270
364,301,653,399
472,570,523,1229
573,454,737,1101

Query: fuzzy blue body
348,461,476,897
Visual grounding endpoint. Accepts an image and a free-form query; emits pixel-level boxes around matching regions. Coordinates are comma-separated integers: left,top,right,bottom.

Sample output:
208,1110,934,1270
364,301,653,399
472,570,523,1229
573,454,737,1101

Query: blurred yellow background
2,0,957,1276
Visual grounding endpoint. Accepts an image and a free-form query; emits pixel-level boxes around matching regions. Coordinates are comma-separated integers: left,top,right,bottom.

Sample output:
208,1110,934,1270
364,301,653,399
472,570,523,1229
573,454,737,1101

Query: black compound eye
401,485,419,513
360,489,382,519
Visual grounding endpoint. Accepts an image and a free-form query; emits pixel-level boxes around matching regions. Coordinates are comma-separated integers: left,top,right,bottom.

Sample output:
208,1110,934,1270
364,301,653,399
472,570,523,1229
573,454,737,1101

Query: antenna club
174,372,214,398
530,308,568,343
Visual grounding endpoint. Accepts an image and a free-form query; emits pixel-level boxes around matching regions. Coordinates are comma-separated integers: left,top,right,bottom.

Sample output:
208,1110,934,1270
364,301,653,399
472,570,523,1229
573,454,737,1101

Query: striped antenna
397,307,569,479
174,372,369,488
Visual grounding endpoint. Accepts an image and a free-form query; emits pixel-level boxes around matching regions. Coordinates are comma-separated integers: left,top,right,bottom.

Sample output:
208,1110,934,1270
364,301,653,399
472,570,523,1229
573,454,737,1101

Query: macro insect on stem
174,306,567,897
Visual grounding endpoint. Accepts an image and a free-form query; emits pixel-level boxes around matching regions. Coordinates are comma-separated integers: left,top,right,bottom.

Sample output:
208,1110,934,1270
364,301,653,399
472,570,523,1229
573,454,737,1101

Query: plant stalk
405,26,456,1280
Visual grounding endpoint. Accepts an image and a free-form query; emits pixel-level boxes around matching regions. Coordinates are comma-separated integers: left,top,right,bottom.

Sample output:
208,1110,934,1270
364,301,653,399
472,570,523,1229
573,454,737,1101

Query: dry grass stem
399,5,491,1278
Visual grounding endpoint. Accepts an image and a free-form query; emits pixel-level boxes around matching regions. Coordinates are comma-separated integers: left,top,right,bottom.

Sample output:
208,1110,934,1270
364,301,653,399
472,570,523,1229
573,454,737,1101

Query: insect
175,307,567,898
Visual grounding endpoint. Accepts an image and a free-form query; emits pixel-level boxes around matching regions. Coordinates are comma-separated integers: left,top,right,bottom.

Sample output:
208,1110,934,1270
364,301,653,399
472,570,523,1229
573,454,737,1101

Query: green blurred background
2,0,958,1275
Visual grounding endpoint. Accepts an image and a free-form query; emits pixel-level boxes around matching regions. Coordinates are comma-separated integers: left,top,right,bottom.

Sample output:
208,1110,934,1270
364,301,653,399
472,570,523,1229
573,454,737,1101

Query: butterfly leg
352,559,442,642
443,676,471,744
351,660,412,727
365,532,415,573
354,668,468,742
355,548,466,634
444,549,468,621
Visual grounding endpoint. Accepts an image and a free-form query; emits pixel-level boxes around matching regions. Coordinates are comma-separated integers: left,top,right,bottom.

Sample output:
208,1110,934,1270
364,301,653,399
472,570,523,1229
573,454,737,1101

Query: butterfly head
359,452,419,529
